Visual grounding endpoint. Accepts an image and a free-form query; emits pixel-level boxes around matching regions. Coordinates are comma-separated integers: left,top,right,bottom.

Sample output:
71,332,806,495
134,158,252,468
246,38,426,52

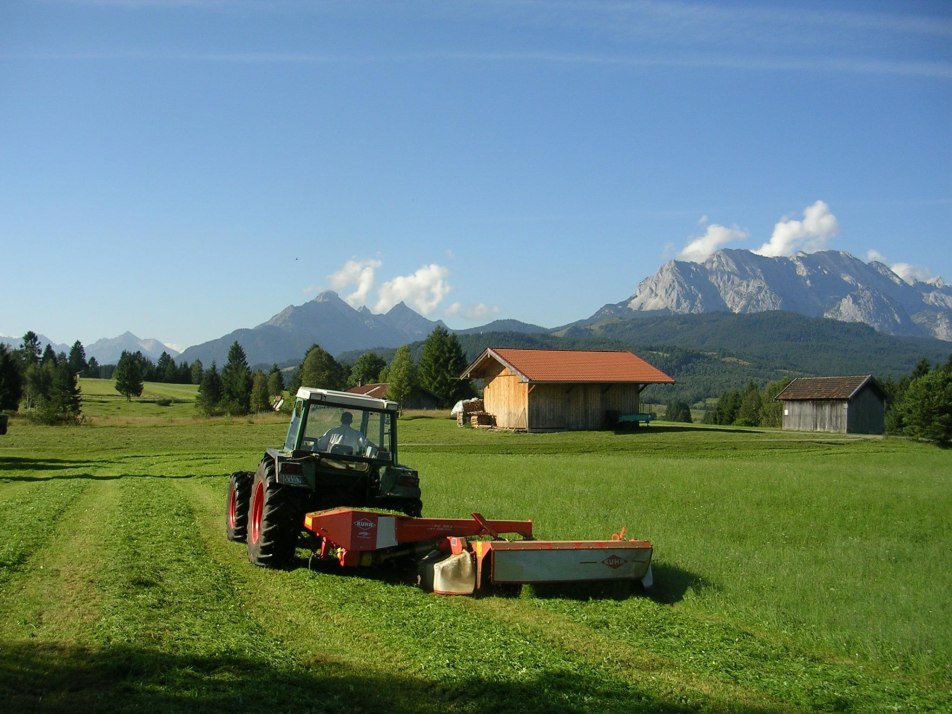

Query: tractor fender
260,449,312,490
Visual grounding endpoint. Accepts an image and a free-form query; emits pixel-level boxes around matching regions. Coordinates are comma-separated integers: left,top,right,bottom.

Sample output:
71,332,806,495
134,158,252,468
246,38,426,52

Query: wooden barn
775,375,885,435
459,348,675,432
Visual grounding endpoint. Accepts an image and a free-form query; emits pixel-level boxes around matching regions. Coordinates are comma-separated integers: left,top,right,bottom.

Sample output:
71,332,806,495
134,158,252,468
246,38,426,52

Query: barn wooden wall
781,387,884,434
783,400,847,433
483,375,643,431
482,367,529,430
846,387,885,434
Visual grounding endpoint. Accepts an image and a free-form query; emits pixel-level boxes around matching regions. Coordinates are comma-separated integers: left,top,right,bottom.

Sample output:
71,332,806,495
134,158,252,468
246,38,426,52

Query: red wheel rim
250,481,264,544
227,485,237,529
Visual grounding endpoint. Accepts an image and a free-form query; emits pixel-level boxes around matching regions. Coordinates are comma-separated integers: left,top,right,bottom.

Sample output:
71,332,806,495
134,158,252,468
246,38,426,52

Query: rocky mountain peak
619,249,951,341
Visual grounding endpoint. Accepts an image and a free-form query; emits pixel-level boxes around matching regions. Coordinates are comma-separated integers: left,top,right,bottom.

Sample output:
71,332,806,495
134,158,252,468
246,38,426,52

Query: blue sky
2,0,950,352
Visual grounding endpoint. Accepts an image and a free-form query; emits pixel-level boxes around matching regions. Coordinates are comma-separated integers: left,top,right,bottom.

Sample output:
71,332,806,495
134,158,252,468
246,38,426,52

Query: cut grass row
0,411,949,711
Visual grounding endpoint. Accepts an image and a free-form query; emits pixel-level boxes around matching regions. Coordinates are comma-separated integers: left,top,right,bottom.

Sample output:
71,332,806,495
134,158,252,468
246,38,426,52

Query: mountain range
600,249,951,342
0,331,180,364
177,291,446,367
5,250,950,383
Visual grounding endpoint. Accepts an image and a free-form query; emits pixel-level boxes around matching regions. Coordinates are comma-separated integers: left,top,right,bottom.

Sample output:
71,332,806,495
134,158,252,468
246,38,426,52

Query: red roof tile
461,348,674,384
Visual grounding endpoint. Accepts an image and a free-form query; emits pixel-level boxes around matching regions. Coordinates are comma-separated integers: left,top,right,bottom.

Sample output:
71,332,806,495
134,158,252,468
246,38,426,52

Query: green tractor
226,388,423,568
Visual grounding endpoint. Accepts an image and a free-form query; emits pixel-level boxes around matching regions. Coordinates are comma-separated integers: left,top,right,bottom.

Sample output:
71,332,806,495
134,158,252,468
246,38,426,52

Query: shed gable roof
346,383,389,399
775,375,882,402
461,348,674,384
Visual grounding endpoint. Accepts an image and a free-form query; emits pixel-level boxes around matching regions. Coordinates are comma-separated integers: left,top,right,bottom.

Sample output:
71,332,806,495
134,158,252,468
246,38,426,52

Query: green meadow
0,379,949,712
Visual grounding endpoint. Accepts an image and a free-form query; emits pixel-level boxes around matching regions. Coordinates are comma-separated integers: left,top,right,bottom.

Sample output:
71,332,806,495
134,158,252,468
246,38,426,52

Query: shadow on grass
0,461,223,482
295,551,707,606
0,456,100,473
513,561,708,605
0,640,709,714
611,424,765,436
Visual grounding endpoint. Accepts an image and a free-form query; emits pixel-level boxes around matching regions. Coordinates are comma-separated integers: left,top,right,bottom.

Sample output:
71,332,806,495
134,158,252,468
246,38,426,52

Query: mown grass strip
0,478,116,644
182,476,710,713
0,478,88,589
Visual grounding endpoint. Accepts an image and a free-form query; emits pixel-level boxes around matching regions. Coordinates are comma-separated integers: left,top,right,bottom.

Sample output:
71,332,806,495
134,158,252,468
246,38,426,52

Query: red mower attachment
303,508,653,595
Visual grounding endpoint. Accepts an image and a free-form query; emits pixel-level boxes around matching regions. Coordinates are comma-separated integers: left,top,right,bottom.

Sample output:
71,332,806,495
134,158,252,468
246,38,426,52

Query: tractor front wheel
226,471,252,542
247,460,304,568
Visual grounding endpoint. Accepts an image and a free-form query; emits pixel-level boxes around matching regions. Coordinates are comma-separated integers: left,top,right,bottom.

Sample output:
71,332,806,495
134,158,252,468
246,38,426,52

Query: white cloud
866,249,940,285
754,200,839,257
677,222,749,263
328,258,382,307
374,264,452,316
463,303,500,321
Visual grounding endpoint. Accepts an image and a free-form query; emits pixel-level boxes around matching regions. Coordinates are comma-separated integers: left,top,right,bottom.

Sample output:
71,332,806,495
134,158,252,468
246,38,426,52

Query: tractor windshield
295,402,395,461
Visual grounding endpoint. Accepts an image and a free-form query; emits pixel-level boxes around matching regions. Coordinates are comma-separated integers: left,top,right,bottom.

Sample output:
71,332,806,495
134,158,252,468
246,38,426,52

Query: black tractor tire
226,471,253,542
247,459,304,568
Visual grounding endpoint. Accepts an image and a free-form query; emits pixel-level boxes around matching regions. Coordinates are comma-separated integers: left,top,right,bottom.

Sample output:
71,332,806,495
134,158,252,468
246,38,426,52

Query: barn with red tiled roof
775,375,885,434
460,348,674,432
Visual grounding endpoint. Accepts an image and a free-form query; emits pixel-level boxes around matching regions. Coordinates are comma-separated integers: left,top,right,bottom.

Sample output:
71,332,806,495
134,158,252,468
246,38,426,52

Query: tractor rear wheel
226,471,252,542
247,459,304,568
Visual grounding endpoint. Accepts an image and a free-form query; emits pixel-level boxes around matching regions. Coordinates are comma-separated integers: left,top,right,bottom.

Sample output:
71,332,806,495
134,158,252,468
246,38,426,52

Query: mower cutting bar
472,539,653,586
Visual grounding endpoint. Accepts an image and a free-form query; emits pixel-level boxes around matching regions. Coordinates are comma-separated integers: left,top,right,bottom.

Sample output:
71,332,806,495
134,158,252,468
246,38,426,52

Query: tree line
194,326,474,417
0,332,82,424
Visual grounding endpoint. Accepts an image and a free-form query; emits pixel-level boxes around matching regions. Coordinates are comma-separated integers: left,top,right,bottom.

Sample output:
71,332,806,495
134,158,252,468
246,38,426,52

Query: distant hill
0,331,176,364
455,319,549,335
86,332,180,364
608,249,952,342
178,291,447,367
548,310,951,404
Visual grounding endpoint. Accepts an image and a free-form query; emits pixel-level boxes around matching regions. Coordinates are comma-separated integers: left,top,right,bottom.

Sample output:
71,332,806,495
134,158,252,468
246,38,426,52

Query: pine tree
267,364,284,398
35,361,82,424
417,326,471,408
387,345,416,410
196,362,223,416
114,350,145,400
86,356,100,379
665,399,693,423
0,344,24,411
735,383,763,426
190,360,204,385
18,331,41,367
68,341,88,376
156,352,178,383
220,341,252,415
899,362,952,447
348,352,386,387
250,370,270,414
299,345,345,390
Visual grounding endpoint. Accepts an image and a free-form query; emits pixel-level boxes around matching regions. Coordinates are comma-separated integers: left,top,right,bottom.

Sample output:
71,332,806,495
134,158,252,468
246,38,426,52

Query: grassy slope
0,399,949,712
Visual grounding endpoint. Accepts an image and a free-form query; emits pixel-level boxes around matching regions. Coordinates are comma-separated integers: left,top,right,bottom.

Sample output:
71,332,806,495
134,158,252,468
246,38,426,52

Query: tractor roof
296,387,399,412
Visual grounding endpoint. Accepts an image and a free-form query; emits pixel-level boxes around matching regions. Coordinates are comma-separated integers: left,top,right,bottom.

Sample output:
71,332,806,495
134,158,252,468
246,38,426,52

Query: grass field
0,380,950,712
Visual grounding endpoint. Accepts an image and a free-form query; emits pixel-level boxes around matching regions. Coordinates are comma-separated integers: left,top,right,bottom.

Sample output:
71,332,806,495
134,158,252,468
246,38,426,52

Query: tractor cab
285,387,398,464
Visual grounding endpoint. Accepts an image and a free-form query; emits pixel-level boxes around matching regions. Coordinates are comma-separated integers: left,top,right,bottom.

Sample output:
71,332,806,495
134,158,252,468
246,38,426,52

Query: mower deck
303,507,653,595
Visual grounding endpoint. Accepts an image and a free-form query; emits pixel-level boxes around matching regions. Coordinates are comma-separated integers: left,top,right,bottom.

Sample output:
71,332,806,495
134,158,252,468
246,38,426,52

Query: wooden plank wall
846,387,885,434
527,384,641,431
482,369,529,430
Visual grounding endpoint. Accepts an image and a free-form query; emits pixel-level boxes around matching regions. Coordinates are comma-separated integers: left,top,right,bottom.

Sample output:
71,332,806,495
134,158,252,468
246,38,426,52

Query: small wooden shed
459,348,675,432
775,375,885,435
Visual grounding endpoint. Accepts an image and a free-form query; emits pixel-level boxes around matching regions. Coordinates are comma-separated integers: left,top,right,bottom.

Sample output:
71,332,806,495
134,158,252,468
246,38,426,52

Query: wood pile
456,398,494,428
